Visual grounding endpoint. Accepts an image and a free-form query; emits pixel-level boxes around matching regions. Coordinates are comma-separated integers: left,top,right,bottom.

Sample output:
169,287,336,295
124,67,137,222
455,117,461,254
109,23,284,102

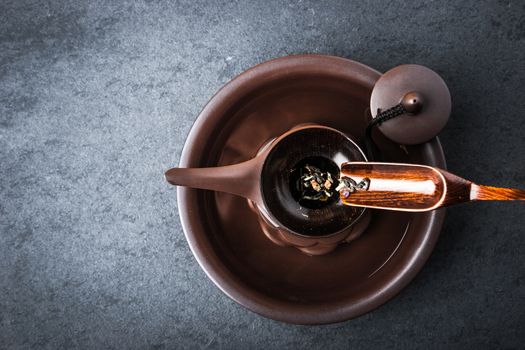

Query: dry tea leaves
299,165,335,201
336,177,370,198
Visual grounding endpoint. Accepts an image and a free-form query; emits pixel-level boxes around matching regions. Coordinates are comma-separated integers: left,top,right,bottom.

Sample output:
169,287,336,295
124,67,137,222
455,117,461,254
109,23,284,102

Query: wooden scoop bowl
339,162,525,212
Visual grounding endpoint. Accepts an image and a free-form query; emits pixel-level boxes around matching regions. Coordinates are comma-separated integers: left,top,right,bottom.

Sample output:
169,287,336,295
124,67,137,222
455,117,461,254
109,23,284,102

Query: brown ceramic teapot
165,124,372,255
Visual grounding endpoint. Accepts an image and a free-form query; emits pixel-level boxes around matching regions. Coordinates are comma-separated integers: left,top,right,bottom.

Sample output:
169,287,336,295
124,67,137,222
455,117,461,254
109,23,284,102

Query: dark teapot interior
261,127,367,236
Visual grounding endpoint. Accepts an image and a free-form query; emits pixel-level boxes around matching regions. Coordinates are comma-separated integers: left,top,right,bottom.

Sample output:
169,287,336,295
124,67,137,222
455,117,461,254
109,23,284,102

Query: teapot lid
370,64,451,145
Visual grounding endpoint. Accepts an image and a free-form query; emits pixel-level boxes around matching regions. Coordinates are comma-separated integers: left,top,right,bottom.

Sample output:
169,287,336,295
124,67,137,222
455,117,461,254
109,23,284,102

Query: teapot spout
165,157,263,204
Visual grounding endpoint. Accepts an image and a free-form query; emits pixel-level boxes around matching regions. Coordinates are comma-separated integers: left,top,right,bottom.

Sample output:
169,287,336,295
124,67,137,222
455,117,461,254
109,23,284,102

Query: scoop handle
339,162,525,212
165,157,263,203
471,185,525,201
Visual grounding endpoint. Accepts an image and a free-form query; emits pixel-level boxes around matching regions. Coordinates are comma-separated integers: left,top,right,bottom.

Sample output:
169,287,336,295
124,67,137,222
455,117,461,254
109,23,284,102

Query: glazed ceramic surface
176,54,447,324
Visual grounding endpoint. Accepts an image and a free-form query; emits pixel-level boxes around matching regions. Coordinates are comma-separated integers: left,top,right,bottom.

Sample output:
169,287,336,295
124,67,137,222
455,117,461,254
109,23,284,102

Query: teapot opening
260,126,366,237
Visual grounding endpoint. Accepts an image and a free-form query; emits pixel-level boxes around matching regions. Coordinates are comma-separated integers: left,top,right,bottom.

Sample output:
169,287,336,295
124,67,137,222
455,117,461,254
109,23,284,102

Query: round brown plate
176,54,446,324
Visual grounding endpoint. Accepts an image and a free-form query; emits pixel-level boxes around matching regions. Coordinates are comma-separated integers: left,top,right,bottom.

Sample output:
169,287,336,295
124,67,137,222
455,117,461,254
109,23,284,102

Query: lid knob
400,91,424,114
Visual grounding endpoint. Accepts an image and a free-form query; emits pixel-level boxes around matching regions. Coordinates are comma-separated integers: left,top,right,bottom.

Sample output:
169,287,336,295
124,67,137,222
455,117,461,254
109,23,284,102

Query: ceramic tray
175,54,446,324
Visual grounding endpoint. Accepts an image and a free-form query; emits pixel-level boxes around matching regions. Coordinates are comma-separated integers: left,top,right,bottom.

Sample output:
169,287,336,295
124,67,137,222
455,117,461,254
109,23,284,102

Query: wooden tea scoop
339,162,525,212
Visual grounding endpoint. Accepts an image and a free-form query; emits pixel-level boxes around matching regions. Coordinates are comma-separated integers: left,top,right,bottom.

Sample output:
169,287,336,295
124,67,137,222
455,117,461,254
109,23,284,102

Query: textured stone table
1,1,524,348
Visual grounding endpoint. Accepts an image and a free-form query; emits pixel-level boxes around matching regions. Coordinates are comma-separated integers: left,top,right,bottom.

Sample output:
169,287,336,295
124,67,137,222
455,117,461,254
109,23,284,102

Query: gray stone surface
1,0,525,349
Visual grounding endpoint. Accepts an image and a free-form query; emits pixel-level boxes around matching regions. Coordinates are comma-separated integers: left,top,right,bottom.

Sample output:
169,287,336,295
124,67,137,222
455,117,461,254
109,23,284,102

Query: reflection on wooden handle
339,162,453,212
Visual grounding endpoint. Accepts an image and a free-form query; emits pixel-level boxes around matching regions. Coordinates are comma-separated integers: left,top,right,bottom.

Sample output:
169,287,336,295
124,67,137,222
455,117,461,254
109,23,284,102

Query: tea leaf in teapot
298,164,336,202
